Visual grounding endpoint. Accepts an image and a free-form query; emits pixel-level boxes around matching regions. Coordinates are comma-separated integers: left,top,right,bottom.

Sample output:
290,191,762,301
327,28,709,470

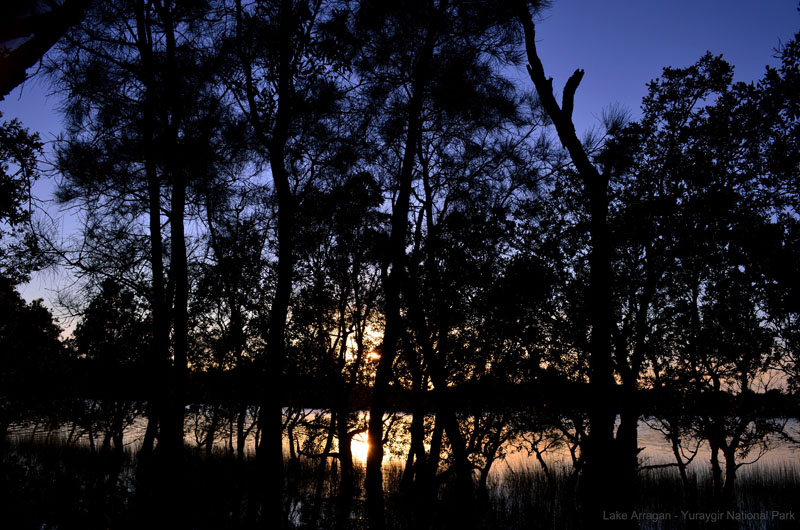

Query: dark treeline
1,1,799,529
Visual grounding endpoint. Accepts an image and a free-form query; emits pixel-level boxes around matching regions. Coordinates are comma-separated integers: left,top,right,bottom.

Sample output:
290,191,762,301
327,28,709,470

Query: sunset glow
351,432,370,463
1,0,796,527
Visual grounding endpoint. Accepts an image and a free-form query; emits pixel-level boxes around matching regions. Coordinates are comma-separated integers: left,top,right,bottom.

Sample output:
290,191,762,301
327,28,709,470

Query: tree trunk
365,19,437,530
134,0,168,459
335,408,355,530
255,0,295,525
427,414,443,481
615,379,639,508
517,7,620,525
0,0,90,100
205,406,220,458
101,429,112,454
710,442,723,501
365,282,399,530
160,0,188,462
401,344,427,492
583,179,619,526
722,447,737,504
310,412,337,527
112,407,124,457
236,406,247,463
668,430,691,497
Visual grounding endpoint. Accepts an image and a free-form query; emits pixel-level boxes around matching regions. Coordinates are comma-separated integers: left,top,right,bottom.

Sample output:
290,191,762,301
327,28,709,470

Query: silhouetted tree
50,1,228,525
191,167,272,461
345,2,533,527
70,278,150,455
224,0,355,522
52,0,225,458
622,49,798,510
0,278,64,449
756,32,800,408
0,115,48,283
285,170,384,527
516,1,633,524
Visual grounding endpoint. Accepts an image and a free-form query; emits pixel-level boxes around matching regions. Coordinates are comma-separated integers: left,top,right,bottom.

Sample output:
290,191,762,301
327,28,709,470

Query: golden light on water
351,432,370,463
349,431,394,464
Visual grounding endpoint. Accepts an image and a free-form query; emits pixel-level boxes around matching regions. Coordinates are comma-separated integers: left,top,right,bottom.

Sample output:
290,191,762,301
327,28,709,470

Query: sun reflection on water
351,432,370,463
349,431,396,465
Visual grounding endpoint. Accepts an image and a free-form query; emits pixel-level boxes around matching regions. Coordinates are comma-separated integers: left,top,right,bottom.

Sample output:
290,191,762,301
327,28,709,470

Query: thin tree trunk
205,406,220,458
335,407,354,530
710,441,723,501
722,447,737,503
427,414,443,481
237,407,247,463
366,273,400,530
101,429,112,454
401,343,427,492
310,412,337,526
616,380,639,505
366,19,437,530
255,1,295,525
134,0,167,459
112,408,124,456
159,0,188,461
668,430,690,494
229,414,234,455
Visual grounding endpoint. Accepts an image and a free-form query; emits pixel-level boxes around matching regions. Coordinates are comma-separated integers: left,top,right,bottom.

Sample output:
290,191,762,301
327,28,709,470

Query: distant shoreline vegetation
6,409,799,475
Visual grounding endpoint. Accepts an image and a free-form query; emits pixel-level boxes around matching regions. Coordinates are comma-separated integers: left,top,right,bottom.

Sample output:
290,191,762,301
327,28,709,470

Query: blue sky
1,0,798,311
531,0,799,132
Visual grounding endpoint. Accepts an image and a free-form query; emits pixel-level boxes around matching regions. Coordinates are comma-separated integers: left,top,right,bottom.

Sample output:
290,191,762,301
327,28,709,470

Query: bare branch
562,68,584,122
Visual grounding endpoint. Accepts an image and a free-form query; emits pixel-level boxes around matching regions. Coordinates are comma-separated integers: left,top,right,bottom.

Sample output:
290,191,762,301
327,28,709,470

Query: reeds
2,437,798,529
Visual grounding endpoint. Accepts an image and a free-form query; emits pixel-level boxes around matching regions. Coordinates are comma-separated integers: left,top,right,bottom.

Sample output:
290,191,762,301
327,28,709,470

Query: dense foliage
0,1,798,528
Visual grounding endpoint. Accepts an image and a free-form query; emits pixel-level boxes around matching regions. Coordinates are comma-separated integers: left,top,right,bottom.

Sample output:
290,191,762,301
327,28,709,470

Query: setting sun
351,432,370,463
349,431,395,465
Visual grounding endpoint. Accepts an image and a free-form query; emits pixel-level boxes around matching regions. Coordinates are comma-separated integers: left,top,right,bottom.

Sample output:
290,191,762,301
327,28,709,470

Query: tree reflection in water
4,411,799,529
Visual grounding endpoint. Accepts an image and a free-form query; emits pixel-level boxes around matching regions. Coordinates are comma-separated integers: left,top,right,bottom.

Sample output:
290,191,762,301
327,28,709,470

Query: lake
8,409,799,475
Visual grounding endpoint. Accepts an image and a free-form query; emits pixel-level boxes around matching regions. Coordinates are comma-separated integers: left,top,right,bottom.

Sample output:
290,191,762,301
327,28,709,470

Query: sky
533,1,798,129
1,0,798,314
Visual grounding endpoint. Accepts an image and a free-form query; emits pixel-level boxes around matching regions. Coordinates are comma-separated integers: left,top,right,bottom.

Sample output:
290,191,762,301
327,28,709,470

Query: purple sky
531,0,799,132
1,0,798,310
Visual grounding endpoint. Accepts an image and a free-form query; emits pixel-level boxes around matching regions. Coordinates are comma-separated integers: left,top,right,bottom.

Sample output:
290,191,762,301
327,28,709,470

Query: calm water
9,410,799,474
500,418,800,473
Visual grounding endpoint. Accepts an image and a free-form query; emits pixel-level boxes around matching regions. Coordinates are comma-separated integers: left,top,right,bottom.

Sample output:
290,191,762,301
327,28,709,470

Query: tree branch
563,68,584,122
516,3,601,186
